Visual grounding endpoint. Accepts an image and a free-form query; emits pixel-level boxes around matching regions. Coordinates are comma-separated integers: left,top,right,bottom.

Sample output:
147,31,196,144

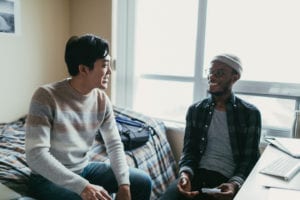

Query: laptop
265,137,300,158
0,183,22,200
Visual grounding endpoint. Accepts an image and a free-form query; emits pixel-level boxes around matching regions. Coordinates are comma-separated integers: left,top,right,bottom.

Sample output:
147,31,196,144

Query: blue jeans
28,162,152,200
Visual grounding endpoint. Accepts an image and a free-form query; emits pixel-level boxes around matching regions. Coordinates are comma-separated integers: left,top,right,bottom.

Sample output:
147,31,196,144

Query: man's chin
207,89,224,96
99,84,108,90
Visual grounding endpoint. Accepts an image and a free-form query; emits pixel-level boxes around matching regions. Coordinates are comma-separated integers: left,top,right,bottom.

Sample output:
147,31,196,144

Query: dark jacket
179,94,261,185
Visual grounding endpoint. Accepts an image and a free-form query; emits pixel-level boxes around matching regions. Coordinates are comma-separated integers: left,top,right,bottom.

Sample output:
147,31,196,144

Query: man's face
87,55,111,90
207,62,238,96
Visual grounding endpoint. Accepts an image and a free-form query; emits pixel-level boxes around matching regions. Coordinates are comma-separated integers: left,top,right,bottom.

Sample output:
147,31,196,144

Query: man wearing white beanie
211,54,243,77
162,54,261,200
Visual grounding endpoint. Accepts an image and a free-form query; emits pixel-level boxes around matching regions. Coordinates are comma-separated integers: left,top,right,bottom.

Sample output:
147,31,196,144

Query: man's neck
68,77,92,95
213,92,231,111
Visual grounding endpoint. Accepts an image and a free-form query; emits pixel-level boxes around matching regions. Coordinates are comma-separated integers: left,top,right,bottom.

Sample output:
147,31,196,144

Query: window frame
113,0,300,135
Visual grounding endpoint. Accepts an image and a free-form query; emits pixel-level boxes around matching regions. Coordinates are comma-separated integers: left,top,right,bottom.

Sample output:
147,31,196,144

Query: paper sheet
268,188,300,199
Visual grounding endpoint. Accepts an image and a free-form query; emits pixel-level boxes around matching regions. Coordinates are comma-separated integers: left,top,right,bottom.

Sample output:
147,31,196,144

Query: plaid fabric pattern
0,107,177,199
90,106,178,199
0,117,30,195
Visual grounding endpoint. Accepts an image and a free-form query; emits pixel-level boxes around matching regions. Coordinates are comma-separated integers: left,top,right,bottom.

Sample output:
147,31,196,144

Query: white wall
0,0,70,122
0,0,112,122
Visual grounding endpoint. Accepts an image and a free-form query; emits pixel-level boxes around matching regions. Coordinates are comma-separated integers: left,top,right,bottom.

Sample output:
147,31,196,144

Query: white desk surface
234,145,300,200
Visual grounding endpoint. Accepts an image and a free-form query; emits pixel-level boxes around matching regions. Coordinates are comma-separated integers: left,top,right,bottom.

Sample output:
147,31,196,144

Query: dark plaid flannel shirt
179,93,261,186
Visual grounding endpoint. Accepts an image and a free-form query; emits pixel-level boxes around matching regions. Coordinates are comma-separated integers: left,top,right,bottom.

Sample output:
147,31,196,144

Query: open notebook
267,188,300,200
265,137,300,158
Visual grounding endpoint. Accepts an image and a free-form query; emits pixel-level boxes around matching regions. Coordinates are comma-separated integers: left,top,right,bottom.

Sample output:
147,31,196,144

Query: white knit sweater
25,79,129,195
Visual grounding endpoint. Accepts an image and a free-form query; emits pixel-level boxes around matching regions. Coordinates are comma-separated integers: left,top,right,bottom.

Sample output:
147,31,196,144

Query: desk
234,145,300,200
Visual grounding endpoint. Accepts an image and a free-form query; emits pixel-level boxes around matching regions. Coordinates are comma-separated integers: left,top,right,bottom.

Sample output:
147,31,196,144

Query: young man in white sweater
25,34,152,200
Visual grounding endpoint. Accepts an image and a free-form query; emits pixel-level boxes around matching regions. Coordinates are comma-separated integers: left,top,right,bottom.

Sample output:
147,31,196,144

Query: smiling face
86,55,111,90
207,61,239,96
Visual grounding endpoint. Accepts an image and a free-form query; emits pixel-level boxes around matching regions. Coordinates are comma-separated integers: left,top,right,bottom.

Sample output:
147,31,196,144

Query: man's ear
78,64,89,75
232,74,240,83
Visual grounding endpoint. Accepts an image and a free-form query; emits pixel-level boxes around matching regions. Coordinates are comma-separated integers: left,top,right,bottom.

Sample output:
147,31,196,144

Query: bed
0,106,178,199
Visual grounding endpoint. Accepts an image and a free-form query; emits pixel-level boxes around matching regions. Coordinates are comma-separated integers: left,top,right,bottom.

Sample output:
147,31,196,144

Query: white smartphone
201,187,221,194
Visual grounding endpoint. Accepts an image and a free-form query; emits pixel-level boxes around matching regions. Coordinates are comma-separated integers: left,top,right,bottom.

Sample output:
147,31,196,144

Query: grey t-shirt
199,109,236,178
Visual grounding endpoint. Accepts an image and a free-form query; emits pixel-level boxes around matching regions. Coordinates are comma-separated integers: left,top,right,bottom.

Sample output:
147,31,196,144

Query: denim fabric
29,162,152,200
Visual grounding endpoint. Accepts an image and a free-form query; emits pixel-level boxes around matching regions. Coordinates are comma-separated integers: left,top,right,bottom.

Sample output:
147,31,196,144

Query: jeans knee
134,171,151,188
130,168,152,198
142,172,152,190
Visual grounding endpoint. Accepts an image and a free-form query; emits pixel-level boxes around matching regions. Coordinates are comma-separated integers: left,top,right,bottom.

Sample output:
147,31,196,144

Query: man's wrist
180,171,191,180
230,181,241,192
119,184,130,190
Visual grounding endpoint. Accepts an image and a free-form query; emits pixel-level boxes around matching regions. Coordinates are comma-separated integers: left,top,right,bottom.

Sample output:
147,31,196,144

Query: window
114,0,199,122
237,94,295,138
204,0,300,84
114,0,300,136
204,0,300,137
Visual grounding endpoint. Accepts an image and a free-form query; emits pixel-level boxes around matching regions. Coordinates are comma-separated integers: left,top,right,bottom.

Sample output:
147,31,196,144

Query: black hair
64,34,109,76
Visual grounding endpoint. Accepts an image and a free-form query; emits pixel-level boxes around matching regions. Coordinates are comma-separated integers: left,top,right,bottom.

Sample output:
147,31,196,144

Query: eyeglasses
206,69,228,78
205,68,237,78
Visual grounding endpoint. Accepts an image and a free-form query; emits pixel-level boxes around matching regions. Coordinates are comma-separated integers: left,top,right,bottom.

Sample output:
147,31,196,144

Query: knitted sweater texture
25,79,129,195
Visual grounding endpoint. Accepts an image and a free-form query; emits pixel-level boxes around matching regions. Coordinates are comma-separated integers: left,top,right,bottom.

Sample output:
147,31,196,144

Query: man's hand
115,184,131,200
80,183,112,200
210,182,239,200
177,172,199,199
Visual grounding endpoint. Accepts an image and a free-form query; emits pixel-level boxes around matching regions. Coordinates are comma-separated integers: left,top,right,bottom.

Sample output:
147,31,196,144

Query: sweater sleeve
25,87,89,195
99,96,130,186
